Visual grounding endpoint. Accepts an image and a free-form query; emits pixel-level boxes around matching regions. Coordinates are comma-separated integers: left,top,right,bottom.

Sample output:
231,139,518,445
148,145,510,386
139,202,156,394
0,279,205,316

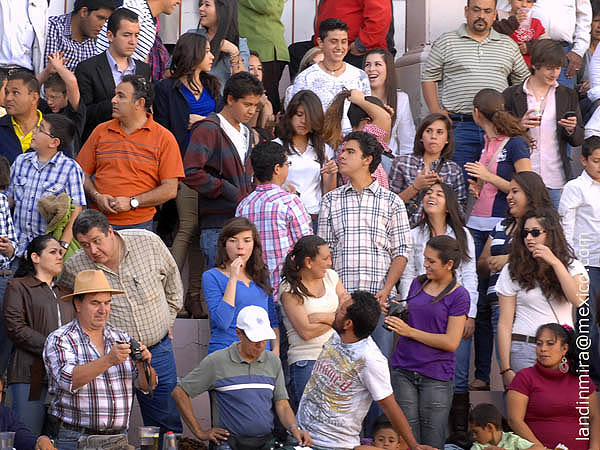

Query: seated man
0,376,55,450
171,305,312,448
44,269,156,450
297,291,431,450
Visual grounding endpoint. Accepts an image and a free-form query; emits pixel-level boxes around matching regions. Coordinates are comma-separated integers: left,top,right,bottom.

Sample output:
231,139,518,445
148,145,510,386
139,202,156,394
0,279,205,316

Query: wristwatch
130,197,140,210
59,241,69,250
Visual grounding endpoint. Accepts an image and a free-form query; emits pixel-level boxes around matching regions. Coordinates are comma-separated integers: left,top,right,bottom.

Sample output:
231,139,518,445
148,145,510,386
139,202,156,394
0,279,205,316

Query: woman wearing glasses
496,207,589,387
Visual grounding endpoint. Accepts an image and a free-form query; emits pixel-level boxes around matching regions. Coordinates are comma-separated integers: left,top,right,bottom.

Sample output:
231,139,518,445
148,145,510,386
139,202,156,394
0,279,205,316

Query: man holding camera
44,270,156,450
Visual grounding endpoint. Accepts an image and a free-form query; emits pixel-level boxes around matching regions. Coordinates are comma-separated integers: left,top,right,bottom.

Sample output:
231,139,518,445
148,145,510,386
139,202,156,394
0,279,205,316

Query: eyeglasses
34,125,55,138
521,228,546,239
282,160,292,166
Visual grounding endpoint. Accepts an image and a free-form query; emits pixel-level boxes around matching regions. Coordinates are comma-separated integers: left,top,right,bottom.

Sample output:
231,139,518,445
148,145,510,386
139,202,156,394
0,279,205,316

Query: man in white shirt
297,290,432,450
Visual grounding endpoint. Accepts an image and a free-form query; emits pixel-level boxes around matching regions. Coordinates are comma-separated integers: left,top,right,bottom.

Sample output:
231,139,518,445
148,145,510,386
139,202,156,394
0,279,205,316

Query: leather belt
60,421,125,436
511,333,536,344
449,113,474,122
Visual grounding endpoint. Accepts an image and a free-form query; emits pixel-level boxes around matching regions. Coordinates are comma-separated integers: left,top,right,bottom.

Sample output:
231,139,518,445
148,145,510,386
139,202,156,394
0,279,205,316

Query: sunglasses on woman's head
521,228,545,239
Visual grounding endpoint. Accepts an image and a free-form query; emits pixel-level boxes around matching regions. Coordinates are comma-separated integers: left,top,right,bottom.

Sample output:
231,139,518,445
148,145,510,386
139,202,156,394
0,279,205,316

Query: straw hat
38,193,71,231
60,270,124,301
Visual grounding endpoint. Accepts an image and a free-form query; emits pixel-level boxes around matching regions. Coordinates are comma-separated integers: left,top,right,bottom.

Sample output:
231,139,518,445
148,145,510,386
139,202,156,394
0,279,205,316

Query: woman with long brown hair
496,207,588,387
202,217,278,354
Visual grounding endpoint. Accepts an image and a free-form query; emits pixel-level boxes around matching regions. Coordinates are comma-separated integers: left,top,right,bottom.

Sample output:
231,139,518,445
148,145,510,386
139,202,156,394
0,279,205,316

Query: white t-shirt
280,269,340,364
297,333,393,449
389,91,416,157
496,259,588,336
218,113,249,163
273,138,334,215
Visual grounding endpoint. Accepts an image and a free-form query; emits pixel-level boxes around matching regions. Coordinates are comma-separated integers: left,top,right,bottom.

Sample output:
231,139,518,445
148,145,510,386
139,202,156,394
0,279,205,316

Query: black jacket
75,51,151,142
503,81,584,181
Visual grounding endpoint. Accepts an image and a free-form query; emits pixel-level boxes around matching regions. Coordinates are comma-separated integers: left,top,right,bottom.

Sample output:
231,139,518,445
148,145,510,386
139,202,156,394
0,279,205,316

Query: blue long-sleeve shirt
0,405,36,450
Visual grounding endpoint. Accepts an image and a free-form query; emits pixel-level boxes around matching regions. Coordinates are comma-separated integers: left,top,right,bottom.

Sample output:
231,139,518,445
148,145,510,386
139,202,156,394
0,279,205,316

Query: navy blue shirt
0,405,37,450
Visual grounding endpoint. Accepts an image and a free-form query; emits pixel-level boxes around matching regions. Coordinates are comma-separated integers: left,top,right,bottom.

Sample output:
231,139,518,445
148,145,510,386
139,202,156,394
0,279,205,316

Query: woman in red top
507,323,599,450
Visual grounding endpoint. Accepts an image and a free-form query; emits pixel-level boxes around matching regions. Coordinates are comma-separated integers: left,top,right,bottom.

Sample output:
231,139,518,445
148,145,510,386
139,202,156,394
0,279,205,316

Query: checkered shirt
317,180,411,299
6,151,86,257
0,193,17,269
236,184,312,299
58,230,183,346
44,320,136,430
45,14,100,71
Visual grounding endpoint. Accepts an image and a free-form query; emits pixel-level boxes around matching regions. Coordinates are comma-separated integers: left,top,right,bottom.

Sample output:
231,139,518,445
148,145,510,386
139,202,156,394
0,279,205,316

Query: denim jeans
55,426,87,450
581,267,600,387
547,188,563,209
200,228,221,269
9,383,47,435
474,302,501,383
511,341,537,373
136,335,183,448
454,336,472,393
111,220,154,232
391,368,454,449
468,228,492,260
558,44,575,89
451,121,485,190
371,314,394,358
289,360,315,408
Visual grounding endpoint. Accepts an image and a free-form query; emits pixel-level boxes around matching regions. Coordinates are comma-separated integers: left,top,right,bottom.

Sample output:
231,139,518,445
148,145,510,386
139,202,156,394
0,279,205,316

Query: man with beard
296,291,433,450
421,0,530,190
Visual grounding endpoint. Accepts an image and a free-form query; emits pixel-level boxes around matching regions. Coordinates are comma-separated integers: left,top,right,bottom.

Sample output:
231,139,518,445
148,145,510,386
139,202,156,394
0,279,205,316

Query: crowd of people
0,0,600,449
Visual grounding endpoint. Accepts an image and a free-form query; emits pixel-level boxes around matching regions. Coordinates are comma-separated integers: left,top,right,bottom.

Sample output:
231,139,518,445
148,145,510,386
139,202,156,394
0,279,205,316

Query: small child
469,403,543,450
356,418,409,450
492,0,548,67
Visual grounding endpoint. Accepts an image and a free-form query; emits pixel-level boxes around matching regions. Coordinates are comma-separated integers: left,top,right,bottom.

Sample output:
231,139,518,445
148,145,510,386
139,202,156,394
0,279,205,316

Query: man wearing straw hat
44,269,156,450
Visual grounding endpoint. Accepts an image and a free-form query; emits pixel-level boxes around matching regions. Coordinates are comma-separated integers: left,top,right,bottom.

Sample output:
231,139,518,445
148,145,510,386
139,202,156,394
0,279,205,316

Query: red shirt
313,0,392,50
509,18,546,66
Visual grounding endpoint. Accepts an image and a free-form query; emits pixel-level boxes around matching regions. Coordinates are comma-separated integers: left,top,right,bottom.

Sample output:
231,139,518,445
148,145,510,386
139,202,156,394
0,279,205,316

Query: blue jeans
558,44,575,89
548,188,563,209
511,341,537,373
581,267,600,387
391,368,454,450
111,220,153,232
451,121,485,190
474,299,501,383
371,314,394,358
55,427,87,450
8,383,47,435
469,228,491,260
200,228,221,269
136,335,183,446
289,360,315,408
454,336,472,393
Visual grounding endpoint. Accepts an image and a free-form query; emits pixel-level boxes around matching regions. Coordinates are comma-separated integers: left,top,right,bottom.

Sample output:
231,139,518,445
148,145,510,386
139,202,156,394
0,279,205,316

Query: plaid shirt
6,151,86,257
44,320,135,430
388,155,467,228
45,14,99,71
236,184,312,299
0,193,17,269
58,230,183,346
318,180,411,299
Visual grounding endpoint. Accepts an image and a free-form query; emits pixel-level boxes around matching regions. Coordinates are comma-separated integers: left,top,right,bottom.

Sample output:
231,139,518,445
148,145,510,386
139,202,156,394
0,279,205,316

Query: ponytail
323,91,351,149
280,235,328,301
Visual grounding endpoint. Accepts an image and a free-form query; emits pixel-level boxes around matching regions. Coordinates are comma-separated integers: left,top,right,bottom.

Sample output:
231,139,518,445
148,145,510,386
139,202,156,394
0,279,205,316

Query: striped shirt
0,193,17,270
44,13,99,71
58,230,184,346
318,180,411,299
43,320,135,430
485,220,511,301
5,151,86,257
422,24,530,114
236,184,313,299
96,0,156,62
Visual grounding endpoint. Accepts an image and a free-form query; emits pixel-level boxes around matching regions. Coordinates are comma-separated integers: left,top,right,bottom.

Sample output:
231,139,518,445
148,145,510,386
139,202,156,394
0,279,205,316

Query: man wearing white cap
171,305,312,448
43,269,156,450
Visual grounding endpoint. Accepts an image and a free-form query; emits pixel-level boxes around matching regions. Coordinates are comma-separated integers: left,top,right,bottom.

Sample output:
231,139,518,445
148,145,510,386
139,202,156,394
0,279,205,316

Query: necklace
321,61,344,75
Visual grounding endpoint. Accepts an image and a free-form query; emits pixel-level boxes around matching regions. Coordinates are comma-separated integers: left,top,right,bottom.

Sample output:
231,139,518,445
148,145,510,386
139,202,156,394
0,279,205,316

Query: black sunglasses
521,228,546,239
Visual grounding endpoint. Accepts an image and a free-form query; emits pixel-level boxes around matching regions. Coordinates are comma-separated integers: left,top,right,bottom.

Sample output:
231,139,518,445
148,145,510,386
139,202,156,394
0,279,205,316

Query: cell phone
563,111,577,119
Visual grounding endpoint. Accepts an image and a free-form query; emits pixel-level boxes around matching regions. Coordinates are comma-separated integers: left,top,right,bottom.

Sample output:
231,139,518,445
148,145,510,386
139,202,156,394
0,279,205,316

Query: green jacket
238,0,289,62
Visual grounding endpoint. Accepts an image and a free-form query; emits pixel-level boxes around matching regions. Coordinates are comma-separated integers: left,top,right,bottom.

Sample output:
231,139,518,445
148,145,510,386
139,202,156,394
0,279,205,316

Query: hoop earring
559,356,569,373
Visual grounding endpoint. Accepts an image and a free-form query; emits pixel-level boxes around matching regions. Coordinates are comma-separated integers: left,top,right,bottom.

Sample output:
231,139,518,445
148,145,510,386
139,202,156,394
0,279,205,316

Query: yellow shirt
11,110,42,152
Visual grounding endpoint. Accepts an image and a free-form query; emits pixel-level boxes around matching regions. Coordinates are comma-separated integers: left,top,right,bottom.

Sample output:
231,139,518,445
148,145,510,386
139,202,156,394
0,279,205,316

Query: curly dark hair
215,217,272,295
280,235,329,301
503,171,554,229
535,323,580,375
509,208,575,301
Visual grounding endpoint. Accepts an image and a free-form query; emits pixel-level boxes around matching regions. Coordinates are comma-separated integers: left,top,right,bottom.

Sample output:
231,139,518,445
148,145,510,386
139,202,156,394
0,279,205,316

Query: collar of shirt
229,342,267,364
27,149,63,170
106,114,153,136
580,168,600,187
457,23,503,42
342,179,380,194
105,49,135,74
255,183,285,193
11,110,43,149
522,76,559,95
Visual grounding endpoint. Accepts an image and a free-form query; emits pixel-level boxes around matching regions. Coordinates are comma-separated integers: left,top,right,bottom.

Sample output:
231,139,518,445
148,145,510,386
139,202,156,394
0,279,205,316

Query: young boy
356,418,409,450
558,135,600,387
492,0,548,66
469,403,542,450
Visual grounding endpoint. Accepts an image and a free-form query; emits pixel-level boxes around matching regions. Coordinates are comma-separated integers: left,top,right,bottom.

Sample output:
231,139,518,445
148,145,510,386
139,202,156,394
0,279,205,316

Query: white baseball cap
236,305,276,342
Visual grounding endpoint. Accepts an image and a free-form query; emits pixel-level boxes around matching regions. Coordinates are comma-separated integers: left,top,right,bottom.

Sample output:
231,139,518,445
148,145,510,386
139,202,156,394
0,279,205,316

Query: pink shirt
471,135,504,218
524,78,566,189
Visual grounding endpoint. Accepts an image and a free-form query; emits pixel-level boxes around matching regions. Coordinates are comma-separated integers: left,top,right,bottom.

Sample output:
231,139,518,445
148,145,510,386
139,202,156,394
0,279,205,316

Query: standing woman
385,235,469,450
279,235,349,407
464,88,532,257
364,49,416,161
154,32,221,319
275,90,337,230
389,113,466,228
2,235,75,435
202,217,279,354
196,0,249,90
496,207,589,387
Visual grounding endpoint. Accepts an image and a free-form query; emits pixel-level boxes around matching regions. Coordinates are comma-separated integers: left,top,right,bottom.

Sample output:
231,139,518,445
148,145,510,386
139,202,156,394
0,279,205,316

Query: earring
559,356,569,373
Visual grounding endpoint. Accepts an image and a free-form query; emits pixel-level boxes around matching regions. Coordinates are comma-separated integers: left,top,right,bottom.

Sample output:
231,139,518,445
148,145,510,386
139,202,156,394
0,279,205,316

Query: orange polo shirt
77,114,184,225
